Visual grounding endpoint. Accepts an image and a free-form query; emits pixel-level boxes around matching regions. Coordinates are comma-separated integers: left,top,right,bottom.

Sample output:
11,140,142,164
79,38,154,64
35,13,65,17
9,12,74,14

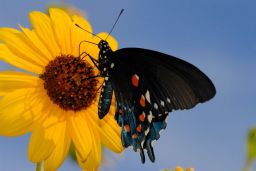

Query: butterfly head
98,40,110,50
98,40,112,60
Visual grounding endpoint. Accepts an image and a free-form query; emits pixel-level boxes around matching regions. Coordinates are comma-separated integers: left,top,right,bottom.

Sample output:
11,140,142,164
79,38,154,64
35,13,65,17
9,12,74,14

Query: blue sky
0,0,256,171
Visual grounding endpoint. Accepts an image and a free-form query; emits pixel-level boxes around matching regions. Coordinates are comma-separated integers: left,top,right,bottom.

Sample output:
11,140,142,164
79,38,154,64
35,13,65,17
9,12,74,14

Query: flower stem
36,162,42,171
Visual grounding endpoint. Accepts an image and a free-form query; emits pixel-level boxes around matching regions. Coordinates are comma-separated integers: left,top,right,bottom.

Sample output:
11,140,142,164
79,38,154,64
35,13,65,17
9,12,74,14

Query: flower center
40,55,99,111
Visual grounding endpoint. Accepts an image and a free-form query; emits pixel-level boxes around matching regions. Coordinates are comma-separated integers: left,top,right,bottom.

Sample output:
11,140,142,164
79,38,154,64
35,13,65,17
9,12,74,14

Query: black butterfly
76,10,215,163
83,40,215,163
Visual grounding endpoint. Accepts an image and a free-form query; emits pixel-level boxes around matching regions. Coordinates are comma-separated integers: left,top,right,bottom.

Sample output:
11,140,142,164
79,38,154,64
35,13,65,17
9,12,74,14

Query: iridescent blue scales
93,40,216,163
114,73,170,163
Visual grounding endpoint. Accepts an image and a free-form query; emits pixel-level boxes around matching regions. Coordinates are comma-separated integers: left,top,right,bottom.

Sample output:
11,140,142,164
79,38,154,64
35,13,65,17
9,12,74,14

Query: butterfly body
97,40,114,119
95,40,216,163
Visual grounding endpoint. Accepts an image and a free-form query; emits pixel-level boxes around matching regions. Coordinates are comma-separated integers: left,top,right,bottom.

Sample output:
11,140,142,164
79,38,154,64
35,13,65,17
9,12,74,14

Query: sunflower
0,8,123,171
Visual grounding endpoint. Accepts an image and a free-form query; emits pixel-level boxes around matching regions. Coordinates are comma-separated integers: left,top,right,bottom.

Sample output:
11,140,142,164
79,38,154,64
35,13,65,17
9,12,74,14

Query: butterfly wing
109,48,216,162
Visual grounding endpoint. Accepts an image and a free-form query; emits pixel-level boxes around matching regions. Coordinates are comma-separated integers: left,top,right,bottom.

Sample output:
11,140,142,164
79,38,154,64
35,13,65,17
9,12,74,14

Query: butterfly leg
79,51,99,69
83,75,101,80
78,40,98,57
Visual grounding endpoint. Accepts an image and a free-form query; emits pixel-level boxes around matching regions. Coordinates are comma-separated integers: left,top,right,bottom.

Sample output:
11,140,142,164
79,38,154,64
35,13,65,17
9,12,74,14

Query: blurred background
0,0,256,171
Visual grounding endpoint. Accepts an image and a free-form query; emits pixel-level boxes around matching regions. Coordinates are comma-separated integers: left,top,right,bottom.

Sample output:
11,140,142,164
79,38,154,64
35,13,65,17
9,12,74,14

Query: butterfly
76,10,216,163
83,40,215,163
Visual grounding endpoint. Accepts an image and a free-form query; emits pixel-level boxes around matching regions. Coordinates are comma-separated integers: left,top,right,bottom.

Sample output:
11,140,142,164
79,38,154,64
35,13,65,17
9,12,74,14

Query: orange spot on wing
139,113,145,122
124,124,130,132
140,95,146,107
136,124,142,132
132,133,138,139
131,74,139,87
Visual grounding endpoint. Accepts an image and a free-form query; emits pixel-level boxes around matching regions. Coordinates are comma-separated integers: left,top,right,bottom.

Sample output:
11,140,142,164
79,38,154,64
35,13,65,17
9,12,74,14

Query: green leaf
244,127,256,171
68,143,78,163
247,127,256,162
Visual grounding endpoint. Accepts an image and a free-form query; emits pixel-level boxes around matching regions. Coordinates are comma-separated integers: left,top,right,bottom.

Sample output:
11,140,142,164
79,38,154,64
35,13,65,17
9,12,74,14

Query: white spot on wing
110,63,115,68
160,100,165,106
141,139,145,147
145,90,151,103
105,77,109,81
154,103,158,110
159,129,164,134
167,97,171,103
145,128,150,136
134,74,139,80
148,112,153,122
151,140,156,146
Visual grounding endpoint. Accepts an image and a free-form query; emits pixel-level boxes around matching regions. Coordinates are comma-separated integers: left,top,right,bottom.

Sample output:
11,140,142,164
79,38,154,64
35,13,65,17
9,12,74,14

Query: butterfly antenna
75,24,103,40
105,9,124,40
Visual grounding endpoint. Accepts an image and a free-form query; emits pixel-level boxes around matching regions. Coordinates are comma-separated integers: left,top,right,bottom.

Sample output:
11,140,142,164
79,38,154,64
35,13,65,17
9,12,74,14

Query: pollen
40,55,99,111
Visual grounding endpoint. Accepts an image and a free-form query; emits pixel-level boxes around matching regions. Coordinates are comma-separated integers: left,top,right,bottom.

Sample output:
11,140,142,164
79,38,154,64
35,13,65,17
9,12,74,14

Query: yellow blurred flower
161,166,195,171
0,8,123,171
175,166,195,171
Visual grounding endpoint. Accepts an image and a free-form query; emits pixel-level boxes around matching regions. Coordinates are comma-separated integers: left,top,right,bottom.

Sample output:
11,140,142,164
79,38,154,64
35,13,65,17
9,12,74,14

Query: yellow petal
77,117,102,170
0,88,41,136
41,103,66,128
71,15,96,66
0,27,20,33
44,121,71,171
49,8,72,55
99,118,123,153
68,112,92,162
86,104,123,153
19,26,53,61
176,166,185,171
0,71,39,96
28,119,68,163
0,44,42,74
29,11,60,57
0,29,48,68
28,127,54,162
103,100,122,135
